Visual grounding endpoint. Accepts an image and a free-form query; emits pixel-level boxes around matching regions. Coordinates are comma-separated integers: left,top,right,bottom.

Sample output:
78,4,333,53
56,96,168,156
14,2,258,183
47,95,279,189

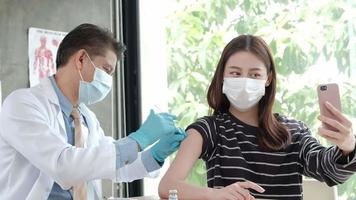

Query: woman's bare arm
158,128,213,199
158,128,265,200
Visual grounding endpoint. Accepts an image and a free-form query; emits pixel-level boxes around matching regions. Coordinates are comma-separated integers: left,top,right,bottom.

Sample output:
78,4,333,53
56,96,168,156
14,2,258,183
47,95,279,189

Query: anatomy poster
28,27,67,87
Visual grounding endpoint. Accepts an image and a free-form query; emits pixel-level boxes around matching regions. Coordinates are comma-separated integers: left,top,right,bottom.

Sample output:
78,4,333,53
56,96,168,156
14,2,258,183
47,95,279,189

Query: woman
159,35,356,200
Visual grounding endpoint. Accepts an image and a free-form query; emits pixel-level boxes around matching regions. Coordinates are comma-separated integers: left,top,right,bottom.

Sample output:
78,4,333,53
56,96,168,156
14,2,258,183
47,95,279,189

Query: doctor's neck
54,64,80,106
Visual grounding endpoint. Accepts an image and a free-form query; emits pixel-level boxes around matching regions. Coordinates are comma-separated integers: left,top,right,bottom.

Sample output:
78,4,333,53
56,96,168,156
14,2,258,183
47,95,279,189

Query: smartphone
317,83,342,131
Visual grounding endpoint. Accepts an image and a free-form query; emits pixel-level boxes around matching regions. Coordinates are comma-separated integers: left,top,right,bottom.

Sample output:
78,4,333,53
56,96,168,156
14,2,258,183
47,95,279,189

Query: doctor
0,23,186,200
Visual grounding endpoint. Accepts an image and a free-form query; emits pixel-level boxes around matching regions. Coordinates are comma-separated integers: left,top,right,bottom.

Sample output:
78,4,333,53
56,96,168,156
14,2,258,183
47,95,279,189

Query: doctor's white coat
0,78,157,200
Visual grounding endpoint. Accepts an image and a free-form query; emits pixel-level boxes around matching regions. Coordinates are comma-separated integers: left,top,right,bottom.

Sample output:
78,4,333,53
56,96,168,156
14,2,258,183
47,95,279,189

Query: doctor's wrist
150,147,166,163
114,138,139,169
128,130,152,150
141,149,163,172
130,139,142,151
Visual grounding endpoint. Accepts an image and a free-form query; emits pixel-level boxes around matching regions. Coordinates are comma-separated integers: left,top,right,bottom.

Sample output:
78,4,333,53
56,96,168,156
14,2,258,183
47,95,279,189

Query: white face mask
78,53,113,105
222,77,266,112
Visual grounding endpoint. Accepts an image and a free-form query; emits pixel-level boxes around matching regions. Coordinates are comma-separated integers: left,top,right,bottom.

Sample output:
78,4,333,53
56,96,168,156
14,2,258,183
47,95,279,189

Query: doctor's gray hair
55,23,126,69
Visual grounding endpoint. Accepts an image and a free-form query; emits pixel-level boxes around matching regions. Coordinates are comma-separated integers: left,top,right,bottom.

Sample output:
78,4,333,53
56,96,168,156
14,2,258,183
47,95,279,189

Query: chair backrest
303,179,337,200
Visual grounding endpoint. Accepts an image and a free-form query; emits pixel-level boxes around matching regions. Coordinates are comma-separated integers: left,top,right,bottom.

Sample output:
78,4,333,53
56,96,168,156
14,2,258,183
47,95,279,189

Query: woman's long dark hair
207,35,291,151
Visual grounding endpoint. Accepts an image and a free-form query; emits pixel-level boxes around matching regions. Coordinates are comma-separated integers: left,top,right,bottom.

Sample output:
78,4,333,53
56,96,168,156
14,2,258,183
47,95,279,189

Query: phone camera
320,85,327,91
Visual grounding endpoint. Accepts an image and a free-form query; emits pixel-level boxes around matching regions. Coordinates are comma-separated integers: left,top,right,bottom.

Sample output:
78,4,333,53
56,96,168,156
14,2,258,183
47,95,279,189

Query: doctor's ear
74,50,87,70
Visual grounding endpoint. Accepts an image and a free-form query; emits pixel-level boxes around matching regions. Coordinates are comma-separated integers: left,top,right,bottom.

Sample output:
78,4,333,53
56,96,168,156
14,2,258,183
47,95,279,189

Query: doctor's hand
318,101,355,155
208,181,265,200
150,128,187,162
129,109,177,150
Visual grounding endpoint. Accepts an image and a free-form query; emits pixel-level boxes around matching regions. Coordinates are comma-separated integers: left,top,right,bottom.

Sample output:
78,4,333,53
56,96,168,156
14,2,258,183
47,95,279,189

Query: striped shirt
186,111,356,200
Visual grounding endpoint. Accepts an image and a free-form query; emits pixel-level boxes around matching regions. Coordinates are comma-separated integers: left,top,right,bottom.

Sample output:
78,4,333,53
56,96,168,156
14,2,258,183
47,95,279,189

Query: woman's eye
231,72,241,76
251,73,260,78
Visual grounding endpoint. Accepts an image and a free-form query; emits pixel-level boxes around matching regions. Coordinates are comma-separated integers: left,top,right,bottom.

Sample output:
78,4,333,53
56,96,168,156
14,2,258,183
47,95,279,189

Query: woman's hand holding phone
318,101,355,155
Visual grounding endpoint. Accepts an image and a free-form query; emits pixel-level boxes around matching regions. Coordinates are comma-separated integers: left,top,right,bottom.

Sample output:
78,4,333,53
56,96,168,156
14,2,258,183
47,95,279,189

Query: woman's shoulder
274,113,309,132
186,115,217,130
187,111,229,128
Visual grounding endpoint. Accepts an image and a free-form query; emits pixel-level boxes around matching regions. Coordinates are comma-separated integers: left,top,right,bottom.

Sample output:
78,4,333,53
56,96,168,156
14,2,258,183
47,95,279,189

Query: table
113,196,266,200
108,196,163,200
133,196,162,200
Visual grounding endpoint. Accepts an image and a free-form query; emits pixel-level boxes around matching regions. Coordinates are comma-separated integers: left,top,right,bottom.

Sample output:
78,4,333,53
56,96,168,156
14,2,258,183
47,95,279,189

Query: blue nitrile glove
128,109,177,150
150,128,187,162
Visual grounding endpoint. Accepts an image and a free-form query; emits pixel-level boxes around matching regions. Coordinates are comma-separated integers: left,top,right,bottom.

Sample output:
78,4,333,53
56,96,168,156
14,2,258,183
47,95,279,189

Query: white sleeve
0,91,117,189
114,152,160,182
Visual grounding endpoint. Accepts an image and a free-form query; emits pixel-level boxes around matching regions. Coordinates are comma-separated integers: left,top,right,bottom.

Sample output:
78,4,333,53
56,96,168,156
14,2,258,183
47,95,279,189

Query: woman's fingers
225,186,243,200
222,181,264,200
318,115,348,133
233,185,250,199
231,192,244,200
318,127,340,142
319,127,356,153
318,107,354,151
325,102,352,127
238,181,265,193
228,184,248,200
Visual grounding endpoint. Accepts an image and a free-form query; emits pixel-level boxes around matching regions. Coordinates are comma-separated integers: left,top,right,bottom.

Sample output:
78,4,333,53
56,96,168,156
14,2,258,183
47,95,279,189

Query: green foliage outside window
166,0,356,199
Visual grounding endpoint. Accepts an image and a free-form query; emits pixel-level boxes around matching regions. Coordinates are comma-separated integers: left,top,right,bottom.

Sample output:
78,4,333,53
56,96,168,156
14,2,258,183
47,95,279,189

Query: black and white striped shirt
186,111,356,199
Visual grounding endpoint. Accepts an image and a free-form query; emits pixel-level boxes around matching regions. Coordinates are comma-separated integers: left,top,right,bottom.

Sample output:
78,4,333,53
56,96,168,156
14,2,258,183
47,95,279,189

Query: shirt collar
49,76,74,117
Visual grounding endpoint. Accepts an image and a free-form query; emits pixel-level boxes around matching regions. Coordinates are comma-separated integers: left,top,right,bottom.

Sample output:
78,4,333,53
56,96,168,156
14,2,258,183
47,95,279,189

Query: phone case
317,83,342,131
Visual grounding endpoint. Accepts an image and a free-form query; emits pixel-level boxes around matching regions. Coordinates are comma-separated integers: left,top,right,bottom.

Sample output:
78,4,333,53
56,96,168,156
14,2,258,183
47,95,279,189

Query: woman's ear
266,72,273,87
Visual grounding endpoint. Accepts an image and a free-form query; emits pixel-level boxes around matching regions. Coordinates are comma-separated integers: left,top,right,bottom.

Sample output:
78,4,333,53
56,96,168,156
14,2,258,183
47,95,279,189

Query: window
140,0,356,199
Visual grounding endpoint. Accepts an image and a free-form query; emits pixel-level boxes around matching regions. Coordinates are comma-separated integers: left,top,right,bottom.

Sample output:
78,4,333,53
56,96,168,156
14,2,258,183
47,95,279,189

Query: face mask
78,53,113,105
222,77,266,112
